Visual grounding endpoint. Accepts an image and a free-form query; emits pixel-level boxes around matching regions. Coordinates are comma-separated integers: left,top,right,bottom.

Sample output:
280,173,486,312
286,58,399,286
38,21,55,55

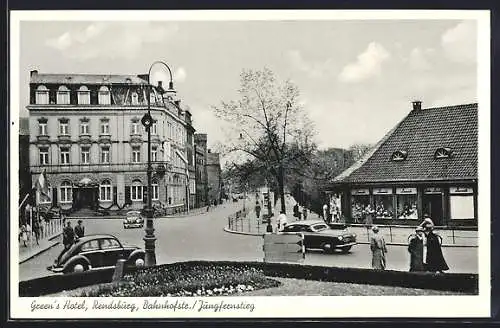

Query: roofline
327,178,477,188
333,112,410,183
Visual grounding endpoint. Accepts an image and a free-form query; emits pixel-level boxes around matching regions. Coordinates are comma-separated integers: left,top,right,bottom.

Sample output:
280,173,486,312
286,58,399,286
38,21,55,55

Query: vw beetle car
281,220,357,253
123,210,144,229
48,234,145,274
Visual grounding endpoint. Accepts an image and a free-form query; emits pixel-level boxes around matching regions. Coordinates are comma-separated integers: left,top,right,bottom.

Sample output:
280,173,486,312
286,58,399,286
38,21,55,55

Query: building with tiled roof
330,101,478,227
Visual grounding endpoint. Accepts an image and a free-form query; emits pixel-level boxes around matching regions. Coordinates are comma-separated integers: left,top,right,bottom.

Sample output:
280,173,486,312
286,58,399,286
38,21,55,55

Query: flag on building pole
36,169,51,205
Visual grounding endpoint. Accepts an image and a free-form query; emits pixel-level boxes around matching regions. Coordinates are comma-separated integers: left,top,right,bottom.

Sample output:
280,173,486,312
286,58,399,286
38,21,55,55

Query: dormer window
77,86,90,105
435,147,452,159
57,85,70,104
98,86,111,105
35,85,49,104
391,150,408,162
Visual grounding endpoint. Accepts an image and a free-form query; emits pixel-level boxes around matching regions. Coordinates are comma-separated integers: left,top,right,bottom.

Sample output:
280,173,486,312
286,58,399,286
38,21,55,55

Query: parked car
123,210,144,229
281,220,357,253
48,234,145,274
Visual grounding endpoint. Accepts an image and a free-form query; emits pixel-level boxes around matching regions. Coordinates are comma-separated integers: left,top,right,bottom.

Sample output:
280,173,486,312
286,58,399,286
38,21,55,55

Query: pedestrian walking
62,221,75,250
74,220,85,240
255,201,262,219
33,218,40,245
20,224,28,247
322,203,328,222
423,220,449,273
277,211,288,232
293,203,299,219
370,225,387,270
407,226,425,272
302,206,308,220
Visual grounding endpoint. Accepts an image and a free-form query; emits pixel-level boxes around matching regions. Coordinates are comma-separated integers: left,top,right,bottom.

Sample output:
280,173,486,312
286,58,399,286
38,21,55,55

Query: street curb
223,227,477,247
19,235,61,264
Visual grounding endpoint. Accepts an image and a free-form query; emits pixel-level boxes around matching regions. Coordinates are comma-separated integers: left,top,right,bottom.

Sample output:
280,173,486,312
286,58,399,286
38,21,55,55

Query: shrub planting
78,262,279,297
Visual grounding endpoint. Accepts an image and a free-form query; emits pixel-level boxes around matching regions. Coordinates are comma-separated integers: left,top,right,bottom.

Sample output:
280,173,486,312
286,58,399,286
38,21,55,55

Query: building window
57,85,70,105
39,148,49,165
60,181,73,203
77,86,90,105
100,180,112,201
35,85,49,105
435,147,452,159
132,146,141,163
60,147,70,164
100,119,110,135
152,146,157,162
81,146,90,164
351,189,370,221
152,121,157,135
373,188,394,219
131,180,143,201
131,121,139,134
38,121,48,135
80,121,89,135
152,180,159,200
98,86,111,105
449,187,475,220
59,120,69,135
396,187,418,219
101,146,110,164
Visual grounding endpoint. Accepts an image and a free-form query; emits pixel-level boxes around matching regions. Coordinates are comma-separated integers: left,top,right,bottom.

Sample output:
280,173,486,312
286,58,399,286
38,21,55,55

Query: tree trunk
278,164,286,214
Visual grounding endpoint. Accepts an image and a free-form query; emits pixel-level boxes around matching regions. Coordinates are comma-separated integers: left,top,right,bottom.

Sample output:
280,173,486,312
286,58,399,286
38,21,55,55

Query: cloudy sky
18,18,478,150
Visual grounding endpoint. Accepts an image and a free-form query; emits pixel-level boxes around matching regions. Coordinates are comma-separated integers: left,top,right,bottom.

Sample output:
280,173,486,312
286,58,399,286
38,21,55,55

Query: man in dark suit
74,220,85,240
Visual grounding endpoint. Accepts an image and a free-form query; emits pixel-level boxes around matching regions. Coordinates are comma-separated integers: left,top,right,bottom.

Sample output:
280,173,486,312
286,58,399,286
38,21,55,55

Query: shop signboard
424,187,443,194
351,189,369,195
373,188,393,195
396,187,417,195
450,186,474,194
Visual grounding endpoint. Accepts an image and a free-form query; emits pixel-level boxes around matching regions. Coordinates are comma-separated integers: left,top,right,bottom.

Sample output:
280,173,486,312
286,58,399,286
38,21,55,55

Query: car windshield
312,224,329,231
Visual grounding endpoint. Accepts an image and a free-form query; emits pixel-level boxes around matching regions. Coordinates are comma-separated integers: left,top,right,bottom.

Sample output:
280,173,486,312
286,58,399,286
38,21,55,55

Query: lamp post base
143,207,156,267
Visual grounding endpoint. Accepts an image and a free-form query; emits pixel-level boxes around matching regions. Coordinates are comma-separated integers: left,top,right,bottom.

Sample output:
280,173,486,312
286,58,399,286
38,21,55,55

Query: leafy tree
214,68,315,214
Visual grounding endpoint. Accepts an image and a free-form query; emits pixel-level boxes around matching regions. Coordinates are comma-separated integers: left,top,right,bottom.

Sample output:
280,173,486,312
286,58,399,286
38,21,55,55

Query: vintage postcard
9,10,491,319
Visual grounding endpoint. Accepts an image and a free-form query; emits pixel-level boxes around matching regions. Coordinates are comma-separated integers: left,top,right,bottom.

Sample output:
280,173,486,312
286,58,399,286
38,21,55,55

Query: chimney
30,70,38,77
412,100,422,111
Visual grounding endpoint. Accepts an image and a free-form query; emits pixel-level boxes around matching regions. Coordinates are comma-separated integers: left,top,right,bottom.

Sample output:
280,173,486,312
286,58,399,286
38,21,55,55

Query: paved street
19,198,478,282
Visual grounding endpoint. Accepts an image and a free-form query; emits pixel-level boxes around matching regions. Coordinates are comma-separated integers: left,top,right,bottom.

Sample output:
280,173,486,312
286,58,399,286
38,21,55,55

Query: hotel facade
27,70,195,215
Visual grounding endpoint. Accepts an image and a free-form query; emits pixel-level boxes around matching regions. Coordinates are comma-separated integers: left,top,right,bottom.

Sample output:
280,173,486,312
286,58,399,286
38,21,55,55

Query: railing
19,217,64,251
226,213,478,246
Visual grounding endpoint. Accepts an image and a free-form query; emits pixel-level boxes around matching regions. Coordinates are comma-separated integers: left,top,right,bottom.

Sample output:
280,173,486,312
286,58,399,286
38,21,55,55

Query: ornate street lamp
142,61,174,267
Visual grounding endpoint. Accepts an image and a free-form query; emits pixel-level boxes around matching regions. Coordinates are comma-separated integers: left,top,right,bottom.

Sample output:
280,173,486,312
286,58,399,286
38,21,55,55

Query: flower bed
78,262,280,297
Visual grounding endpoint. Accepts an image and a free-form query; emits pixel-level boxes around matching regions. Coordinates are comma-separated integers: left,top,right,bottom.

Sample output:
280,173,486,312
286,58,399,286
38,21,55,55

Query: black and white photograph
9,10,490,318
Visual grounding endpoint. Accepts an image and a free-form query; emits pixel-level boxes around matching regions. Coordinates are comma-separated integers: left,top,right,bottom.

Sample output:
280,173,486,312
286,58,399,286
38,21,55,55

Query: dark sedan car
281,220,357,253
48,234,145,274
123,210,144,229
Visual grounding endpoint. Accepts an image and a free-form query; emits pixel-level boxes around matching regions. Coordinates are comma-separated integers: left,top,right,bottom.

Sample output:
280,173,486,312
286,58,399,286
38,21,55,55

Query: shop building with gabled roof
329,101,478,227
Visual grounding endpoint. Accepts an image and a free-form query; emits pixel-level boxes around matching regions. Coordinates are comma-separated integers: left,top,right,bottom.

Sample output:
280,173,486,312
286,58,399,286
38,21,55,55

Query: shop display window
351,189,369,220
396,188,418,220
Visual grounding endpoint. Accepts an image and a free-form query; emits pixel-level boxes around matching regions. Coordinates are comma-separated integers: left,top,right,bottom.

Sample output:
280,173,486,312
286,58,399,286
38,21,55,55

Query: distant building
331,102,478,227
206,150,222,204
183,109,196,209
27,70,192,215
194,134,208,207
19,117,31,202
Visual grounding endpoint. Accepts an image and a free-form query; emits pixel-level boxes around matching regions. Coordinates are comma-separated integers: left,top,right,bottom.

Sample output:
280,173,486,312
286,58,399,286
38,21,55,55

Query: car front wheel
65,262,89,274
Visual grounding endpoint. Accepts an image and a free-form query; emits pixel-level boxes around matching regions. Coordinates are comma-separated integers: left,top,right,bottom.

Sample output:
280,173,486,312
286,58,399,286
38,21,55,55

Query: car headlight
337,236,343,241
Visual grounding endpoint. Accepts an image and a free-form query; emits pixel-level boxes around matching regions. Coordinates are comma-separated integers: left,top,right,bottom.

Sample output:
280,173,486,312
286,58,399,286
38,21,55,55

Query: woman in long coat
425,225,449,273
370,226,388,270
408,226,425,272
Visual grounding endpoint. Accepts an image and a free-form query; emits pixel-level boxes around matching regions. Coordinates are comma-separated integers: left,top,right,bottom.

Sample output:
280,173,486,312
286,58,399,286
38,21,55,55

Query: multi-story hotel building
27,70,193,215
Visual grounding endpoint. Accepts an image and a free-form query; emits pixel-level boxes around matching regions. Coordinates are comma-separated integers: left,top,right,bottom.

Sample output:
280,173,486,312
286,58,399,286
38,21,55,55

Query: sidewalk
225,196,477,247
19,233,61,264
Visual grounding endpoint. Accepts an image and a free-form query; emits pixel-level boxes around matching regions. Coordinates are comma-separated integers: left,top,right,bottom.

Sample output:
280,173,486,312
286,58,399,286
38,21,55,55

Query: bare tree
213,68,314,214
